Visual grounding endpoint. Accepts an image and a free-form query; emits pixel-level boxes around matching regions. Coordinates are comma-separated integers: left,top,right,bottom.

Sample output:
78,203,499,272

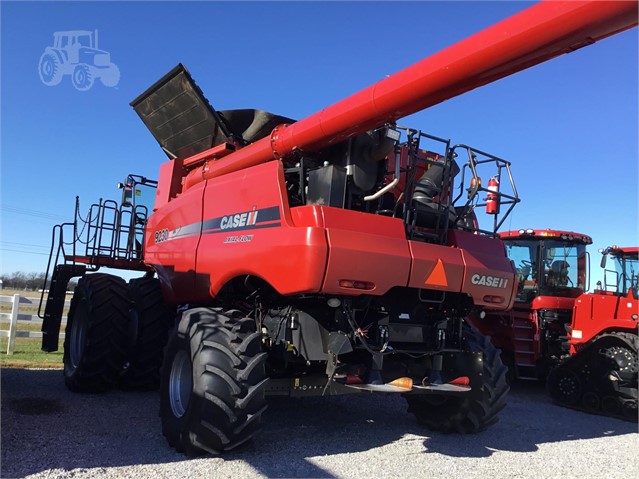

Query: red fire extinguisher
486,176,500,215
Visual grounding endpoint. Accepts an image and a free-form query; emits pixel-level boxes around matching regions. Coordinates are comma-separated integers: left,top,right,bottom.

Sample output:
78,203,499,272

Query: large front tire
63,274,129,392
160,308,268,455
99,63,120,87
405,326,509,433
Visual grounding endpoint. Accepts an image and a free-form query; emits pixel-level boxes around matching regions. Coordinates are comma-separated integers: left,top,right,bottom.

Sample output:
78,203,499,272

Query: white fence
0,294,69,355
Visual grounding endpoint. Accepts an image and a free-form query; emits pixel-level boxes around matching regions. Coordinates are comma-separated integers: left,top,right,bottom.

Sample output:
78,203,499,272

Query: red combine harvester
547,246,638,420
467,229,592,381
38,1,637,454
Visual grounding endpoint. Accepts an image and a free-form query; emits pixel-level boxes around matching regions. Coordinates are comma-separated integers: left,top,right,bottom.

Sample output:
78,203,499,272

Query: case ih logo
220,210,258,230
471,274,509,289
153,206,280,245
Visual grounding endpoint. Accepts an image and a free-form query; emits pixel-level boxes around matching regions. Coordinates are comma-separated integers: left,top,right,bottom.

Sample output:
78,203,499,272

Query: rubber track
160,308,268,455
120,277,175,390
406,325,509,433
547,331,638,422
63,273,129,392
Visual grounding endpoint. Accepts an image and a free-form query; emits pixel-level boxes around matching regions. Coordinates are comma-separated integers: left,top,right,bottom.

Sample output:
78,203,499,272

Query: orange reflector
449,376,470,386
338,280,375,290
387,377,414,389
483,295,505,304
424,258,448,287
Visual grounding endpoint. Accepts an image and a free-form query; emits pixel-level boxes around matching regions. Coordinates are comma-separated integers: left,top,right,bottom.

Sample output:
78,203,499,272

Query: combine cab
547,246,638,420
37,1,638,455
468,229,592,380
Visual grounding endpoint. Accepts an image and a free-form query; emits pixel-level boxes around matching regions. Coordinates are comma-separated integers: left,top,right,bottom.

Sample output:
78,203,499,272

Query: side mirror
600,254,607,269
121,185,134,207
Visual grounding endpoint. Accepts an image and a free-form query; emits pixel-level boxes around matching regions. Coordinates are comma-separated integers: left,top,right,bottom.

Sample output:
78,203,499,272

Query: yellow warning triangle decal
424,258,448,287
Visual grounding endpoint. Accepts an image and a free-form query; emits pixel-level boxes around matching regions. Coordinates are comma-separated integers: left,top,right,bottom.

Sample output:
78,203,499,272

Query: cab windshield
505,238,588,301
611,252,639,297
121,175,156,216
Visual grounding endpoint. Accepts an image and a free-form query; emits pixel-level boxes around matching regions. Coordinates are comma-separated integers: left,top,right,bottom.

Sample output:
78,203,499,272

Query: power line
0,204,69,222
0,241,50,251
0,248,49,256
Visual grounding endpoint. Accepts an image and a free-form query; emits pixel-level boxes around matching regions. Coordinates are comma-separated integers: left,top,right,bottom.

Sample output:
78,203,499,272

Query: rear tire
405,325,509,433
120,277,175,390
63,274,129,392
38,52,62,86
160,308,268,455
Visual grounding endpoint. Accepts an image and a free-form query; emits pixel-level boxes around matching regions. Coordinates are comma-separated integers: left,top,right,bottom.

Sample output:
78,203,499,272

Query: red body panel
448,230,517,310
145,180,204,303
408,241,464,293
148,162,331,302
146,159,519,307
532,295,578,311
570,291,639,352
154,158,185,212
320,210,411,296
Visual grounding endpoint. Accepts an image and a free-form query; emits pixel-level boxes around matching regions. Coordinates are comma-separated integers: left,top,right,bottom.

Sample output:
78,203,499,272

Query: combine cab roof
499,229,592,244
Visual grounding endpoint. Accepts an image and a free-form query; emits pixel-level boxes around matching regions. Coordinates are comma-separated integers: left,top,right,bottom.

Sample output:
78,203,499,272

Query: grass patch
1,337,63,369
0,321,52,332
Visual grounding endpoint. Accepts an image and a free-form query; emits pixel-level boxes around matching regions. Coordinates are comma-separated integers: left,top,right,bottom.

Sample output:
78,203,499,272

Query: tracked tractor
469,232,638,421
38,1,637,455
547,246,638,420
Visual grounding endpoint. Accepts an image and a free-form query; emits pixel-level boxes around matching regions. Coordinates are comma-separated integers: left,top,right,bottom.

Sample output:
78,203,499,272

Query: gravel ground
1,367,637,479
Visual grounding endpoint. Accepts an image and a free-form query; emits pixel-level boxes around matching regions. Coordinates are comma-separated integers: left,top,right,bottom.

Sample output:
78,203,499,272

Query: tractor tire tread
63,274,129,393
406,325,509,434
160,308,267,455
120,277,175,391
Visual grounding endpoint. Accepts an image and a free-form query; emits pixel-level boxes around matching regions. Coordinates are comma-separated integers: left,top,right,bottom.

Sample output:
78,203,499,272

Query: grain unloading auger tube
132,1,637,182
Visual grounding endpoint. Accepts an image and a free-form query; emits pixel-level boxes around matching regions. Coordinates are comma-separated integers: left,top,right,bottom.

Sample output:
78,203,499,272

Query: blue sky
1,1,637,290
